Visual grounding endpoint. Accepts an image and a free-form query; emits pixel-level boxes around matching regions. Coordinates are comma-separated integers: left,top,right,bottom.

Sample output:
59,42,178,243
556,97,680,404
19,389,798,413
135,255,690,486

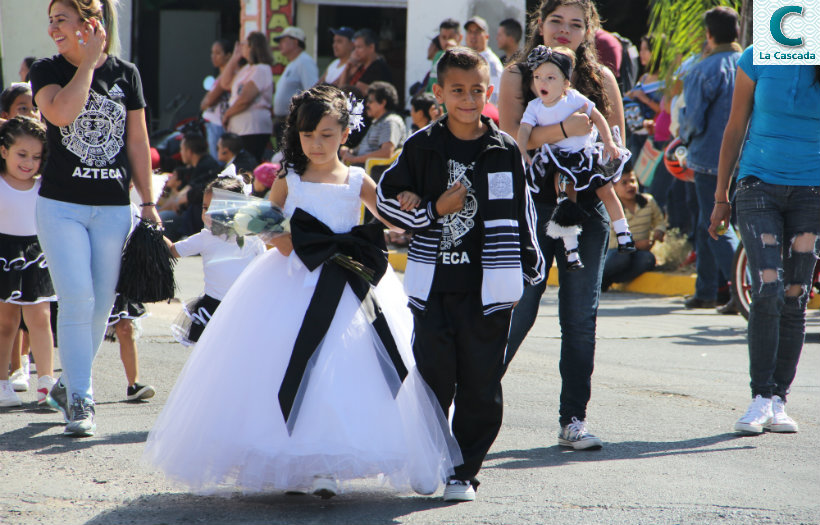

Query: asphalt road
2,256,818,525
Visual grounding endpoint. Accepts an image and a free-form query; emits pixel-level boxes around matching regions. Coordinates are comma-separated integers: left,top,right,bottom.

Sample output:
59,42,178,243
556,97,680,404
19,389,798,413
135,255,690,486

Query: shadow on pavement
484,432,752,470
85,491,455,525
0,422,147,454
673,325,747,346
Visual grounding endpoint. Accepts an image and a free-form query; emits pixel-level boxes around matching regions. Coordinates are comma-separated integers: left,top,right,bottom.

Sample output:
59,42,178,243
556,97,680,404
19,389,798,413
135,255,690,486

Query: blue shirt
737,46,820,186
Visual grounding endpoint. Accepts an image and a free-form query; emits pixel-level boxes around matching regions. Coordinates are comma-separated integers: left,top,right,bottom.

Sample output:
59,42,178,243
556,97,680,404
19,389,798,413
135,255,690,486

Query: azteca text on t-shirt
28,54,147,206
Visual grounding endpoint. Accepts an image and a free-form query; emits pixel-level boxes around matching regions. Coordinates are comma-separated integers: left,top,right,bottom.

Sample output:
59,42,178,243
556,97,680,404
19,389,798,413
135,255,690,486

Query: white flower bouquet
206,189,290,247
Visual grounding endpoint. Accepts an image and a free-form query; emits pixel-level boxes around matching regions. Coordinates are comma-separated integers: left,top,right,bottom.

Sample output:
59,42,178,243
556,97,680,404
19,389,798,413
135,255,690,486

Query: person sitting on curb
602,169,665,291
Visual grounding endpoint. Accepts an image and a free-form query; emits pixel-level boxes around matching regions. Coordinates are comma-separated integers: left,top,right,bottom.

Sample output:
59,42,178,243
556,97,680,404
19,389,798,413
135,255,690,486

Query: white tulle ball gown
143,167,461,495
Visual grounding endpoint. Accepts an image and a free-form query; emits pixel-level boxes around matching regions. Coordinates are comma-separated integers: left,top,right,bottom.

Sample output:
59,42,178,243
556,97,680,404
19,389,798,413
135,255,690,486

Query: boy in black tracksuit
376,47,544,501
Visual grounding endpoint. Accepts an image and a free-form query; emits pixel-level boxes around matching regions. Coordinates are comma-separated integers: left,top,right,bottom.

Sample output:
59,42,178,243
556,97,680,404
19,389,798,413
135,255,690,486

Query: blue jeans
734,177,820,400
204,121,224,160
693,172,738,300
506,200,609,426
602,249,656,289
36,197,131,403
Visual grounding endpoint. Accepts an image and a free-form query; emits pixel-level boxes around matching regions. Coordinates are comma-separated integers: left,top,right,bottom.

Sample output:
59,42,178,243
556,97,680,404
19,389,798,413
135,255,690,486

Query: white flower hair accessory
347,94,365,132
217,164,253,195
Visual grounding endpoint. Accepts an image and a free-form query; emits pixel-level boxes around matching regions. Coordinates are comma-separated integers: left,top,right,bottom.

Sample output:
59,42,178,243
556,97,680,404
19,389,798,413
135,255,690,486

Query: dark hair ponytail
0,116,47,173
281,84,350,176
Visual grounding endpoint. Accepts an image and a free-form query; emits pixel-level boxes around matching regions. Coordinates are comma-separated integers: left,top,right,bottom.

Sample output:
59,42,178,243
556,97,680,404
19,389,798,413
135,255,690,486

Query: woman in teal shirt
711,46,819,436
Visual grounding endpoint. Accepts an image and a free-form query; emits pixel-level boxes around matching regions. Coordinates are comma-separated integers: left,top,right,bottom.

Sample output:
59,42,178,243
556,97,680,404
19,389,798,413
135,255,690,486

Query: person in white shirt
273,26,319,143
320,27,354,86
463,16,503,104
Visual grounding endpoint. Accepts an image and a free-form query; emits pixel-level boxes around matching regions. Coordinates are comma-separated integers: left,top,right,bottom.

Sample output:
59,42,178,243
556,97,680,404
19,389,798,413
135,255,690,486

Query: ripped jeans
734,176,820,400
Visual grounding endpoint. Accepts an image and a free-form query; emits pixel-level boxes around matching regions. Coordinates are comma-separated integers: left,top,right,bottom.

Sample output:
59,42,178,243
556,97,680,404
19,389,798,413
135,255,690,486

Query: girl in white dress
143,84,461,498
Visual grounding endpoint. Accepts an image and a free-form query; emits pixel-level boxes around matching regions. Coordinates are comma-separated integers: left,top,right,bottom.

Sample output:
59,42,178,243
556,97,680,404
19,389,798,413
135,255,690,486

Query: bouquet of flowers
206,189,290,247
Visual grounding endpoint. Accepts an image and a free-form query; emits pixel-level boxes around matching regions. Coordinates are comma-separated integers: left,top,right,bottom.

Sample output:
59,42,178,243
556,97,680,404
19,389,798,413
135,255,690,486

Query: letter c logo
770,6,804,47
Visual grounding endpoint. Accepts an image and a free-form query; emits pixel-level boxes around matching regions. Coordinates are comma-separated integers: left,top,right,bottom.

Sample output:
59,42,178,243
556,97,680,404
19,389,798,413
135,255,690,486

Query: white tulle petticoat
143,247,461,495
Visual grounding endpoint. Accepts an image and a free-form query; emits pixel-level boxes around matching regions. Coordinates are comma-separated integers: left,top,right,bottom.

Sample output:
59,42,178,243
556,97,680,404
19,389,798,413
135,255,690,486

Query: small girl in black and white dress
517,45,634,270
166,171,266,346
0,116,57,407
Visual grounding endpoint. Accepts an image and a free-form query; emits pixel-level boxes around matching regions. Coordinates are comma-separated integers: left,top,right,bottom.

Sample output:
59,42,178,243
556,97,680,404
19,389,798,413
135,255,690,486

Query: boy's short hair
439,18,461,34
499,18,523,43
218,132,243,155
411,92,439,117
181,132,208,156
436,46,489,86
704,6,739,44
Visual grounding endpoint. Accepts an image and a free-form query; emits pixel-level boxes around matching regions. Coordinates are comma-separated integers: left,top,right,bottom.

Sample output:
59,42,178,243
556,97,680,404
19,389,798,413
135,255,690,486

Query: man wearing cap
338,28,392,94
464,16,502,104
273,26,319,133
321,27,355,86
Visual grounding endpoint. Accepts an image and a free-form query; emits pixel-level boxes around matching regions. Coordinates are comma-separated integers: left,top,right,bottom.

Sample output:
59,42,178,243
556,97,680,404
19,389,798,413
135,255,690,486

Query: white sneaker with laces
558,417,603,450
442,479,476,502
767,395,798,433
734,395,773,434
0,380,22,407
10,365,30,392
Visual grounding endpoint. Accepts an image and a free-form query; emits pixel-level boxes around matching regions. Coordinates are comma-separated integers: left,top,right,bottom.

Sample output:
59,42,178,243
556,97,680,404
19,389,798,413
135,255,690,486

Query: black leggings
240,133,271,164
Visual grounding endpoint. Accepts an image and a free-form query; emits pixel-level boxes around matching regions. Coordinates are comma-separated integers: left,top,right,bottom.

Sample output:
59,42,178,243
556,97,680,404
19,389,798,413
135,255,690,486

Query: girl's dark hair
815,66,820,86
639,35,662,75
204,172,251,195
0,116,47,173
281,84,350,175
431,35,443,51
247,31,273,66
519,0,610,117
215,38,235,55
0,83,33,115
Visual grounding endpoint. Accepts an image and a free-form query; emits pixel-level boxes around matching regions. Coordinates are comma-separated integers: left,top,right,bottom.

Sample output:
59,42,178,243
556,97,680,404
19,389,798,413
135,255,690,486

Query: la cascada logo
754,1,820,64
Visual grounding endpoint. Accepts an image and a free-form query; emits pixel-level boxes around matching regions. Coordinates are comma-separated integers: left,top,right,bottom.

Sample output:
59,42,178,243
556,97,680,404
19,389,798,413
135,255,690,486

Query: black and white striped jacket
377,116,545,315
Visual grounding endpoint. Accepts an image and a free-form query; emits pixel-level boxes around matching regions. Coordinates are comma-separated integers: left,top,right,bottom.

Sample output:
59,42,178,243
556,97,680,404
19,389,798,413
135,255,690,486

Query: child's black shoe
565,248,584,271
616,232,636,253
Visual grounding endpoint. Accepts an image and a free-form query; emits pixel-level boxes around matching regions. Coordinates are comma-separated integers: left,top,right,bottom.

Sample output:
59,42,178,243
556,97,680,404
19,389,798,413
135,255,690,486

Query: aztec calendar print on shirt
60,89,126,167
440,159,478,251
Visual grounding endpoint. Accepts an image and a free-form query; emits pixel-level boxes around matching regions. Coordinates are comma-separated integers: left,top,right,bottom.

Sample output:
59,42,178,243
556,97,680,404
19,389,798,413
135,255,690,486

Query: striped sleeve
376,145,439,232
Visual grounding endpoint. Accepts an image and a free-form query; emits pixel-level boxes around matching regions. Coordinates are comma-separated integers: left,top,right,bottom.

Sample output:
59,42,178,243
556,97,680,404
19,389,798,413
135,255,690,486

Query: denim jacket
679,45,741,175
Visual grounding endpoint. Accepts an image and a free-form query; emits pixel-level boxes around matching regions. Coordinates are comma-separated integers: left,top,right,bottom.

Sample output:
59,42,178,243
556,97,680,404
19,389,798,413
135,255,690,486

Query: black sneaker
126,382,156,401
46,378,69,422
65,394,96,437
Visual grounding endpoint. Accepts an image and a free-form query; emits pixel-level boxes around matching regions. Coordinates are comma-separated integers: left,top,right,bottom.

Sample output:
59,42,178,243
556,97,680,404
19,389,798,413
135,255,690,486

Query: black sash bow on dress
278,208,409,434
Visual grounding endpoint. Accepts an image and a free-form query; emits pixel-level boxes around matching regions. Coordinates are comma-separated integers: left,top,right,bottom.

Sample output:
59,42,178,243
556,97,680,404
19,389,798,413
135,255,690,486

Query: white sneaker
9,366,29,392
37,376,57,406
767,395,799,433
0,380,22,407
442,479,476,502
311,477,337,499
734,395,773,434
558,417,603,450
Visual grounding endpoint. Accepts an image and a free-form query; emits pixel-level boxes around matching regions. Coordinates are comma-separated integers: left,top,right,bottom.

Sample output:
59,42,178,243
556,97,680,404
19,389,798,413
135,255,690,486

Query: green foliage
646,0,743,91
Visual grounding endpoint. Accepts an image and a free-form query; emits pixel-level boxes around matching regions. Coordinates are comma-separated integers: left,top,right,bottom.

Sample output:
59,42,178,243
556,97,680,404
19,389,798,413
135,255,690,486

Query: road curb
388,250,820,308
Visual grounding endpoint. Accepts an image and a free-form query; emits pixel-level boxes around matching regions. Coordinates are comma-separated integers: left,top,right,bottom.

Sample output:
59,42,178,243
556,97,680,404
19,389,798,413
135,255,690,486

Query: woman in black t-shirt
29,0,159,437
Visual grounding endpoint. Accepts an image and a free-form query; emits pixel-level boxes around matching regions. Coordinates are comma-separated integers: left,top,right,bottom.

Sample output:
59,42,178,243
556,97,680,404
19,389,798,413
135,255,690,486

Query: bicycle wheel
731,242,751,320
